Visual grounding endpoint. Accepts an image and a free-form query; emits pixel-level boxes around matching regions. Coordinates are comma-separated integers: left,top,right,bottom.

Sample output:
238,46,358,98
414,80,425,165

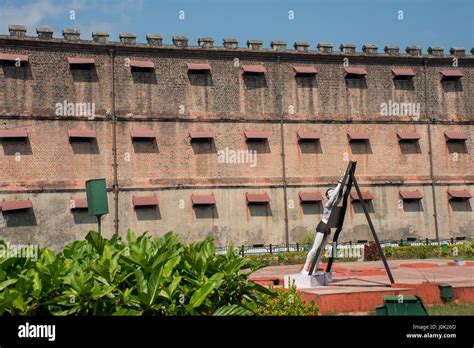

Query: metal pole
109,49,119,236
276,55,290,250
424,59,440,242
352,173,395,284
97,215,102,235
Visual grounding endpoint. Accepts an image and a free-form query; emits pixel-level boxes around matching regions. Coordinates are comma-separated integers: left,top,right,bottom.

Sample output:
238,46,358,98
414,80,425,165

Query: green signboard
86,178,109,216
85,179,109,235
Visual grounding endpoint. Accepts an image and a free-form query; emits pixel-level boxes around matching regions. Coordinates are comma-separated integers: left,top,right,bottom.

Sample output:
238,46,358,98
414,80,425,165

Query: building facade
0,25,473,250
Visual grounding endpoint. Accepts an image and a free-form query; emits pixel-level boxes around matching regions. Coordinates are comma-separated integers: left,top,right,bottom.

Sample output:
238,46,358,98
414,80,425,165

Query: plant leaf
113,308,143,316
213,304,253,316
189,281,215,308
0,279,17,291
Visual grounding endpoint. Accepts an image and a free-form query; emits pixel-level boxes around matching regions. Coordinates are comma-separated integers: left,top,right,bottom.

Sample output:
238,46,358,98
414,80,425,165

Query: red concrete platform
249,259,474,314
400,262,440,268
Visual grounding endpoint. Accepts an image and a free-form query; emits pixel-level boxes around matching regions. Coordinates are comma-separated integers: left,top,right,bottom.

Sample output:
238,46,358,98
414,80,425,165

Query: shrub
255,283,319,316
0,230,275,316
245,254,279,267
298,231,315,246
364,241,381,261
245,252,358,267
385,243,473,260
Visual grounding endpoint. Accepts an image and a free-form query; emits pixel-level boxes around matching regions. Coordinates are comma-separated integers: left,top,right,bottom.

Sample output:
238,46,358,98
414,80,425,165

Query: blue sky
1,0,472,52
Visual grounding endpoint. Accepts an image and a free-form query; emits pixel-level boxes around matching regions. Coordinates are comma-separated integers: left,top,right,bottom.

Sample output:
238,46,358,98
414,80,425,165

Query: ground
249,259,474,314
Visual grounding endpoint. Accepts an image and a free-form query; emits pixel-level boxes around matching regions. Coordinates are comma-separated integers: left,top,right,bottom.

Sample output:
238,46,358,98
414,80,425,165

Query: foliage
384,243,473,260
298,231,315,246
245,251,308,267
0,230,275,316
245,252,358,268
246,241,473,267
427,301,474,316
255,283,319,316
364,241,381,261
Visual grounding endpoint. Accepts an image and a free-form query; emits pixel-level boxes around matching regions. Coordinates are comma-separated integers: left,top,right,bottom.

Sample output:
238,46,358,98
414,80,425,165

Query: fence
215,237,469,258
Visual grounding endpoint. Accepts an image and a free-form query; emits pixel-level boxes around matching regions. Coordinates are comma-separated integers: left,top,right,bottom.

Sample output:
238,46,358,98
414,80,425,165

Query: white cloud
0,0,144,39
0,0,65,34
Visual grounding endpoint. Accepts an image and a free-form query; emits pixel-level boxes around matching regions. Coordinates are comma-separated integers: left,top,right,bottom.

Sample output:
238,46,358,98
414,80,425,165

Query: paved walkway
249,259,474,313
250,259,474,288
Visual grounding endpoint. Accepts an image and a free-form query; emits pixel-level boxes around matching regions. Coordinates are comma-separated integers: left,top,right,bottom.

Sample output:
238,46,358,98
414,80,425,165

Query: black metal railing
215,238,468,257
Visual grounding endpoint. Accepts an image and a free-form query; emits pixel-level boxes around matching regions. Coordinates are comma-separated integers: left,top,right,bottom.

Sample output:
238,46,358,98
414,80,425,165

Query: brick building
0,25,473,250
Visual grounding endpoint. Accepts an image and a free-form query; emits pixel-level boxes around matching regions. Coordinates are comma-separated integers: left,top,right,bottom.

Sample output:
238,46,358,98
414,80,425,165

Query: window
439,70,463,81
133,196,159,207
68,57,95,69
293,66,317,77
189,131,215,141
70,198,88,210
244,130,269,141
0,52,28,66
191,194,216,205
130,129,156,140
186,62,211,74
344,67,367,78
447,189,472,200
391,68,415,79
299,191,323,202
297,130,321,141
242,64,266,75
129,60,155,71
350,191,374,201
0,129,28,140
399,190,423,200
347,131,370,141
68,129,96,140
246,192,270,204
0,199,32,211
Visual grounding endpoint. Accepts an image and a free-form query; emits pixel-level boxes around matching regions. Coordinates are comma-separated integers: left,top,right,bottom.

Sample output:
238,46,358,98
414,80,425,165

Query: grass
427,301,474,316
363,301,474,316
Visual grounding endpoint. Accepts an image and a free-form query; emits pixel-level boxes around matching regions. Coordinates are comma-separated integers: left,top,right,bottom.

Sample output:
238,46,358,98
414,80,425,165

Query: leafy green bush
0,230,275,316
281,251,307,265
245,254,280,267
385,243,473,260
255,283,319,316
245,251,308,267
245,252,358,267
298,231,315,246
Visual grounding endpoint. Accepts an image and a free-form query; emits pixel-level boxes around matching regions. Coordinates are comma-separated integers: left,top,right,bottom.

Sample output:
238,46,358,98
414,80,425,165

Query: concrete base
284,272,333,288
252,260,474,313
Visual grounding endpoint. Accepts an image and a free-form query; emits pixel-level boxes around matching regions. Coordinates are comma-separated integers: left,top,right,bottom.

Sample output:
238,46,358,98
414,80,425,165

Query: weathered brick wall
0,192,115,249
280,59,427,121
430,125,474,181
0,28,473,250
283,123,433,184
0,45,112,117
116,121,282,187
119,188,286,246
427,62,474,120
436,184,474,239
0,119,113,189
113,52,280,119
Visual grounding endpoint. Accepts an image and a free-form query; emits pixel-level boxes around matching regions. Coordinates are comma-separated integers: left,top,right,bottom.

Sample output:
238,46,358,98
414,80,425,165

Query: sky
0,0,472,52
